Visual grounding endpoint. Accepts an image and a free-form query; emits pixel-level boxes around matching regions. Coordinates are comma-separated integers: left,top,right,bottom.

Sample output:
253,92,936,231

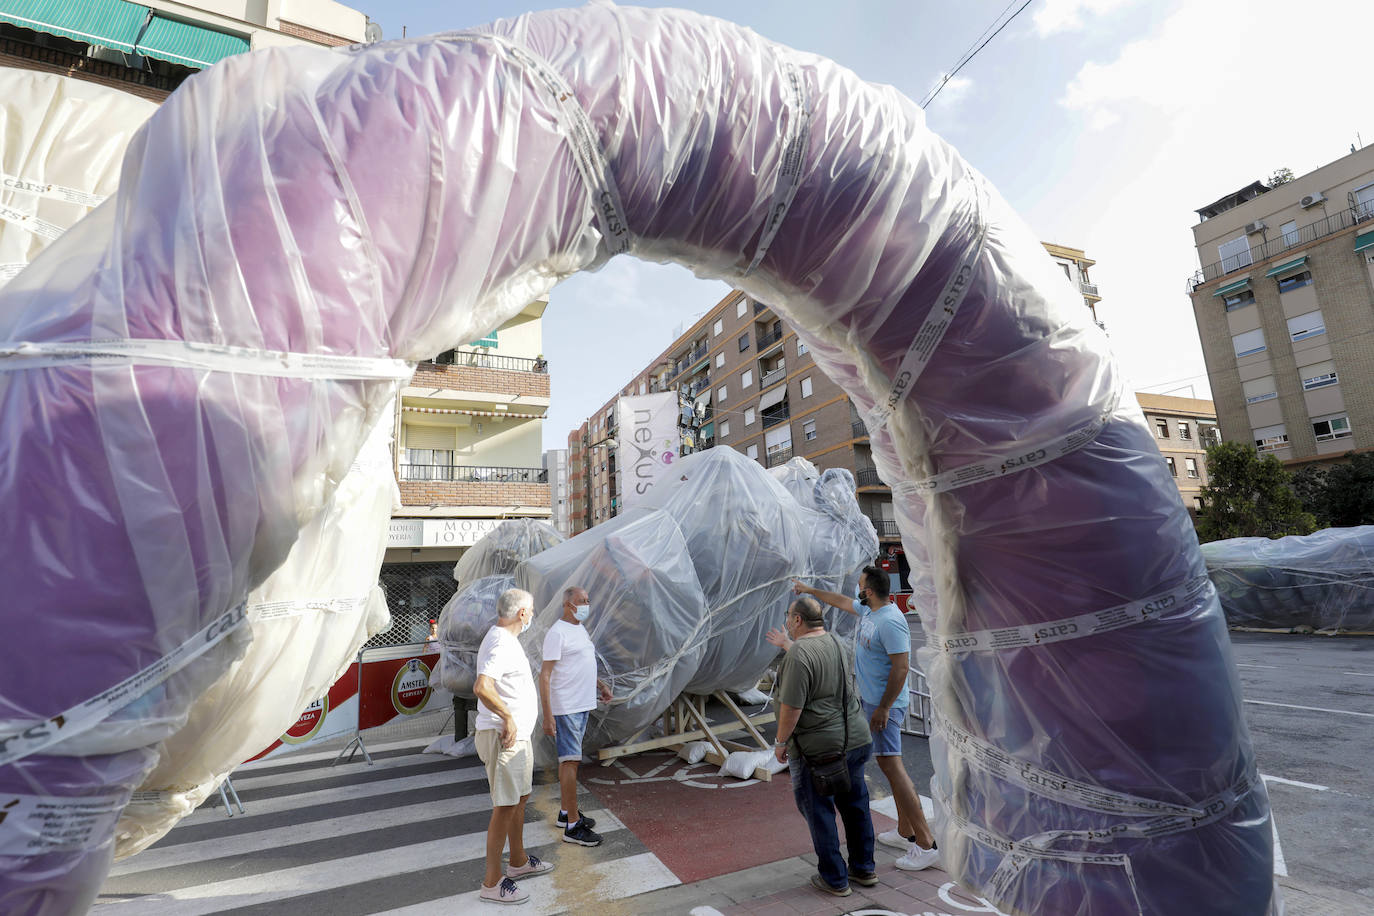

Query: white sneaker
479,877,529,904
876,829,909,850
895,842,940,871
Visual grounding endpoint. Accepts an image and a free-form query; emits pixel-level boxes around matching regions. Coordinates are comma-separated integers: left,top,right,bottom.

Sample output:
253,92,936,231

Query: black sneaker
556,811,596,829
847,866,879,887
562,821,603,847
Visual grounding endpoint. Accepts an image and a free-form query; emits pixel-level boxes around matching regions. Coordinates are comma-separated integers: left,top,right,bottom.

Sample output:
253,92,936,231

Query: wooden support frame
596,691,778,781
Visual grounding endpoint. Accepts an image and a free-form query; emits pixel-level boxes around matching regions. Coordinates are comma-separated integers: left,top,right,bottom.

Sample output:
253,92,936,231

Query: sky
355,0,1374,451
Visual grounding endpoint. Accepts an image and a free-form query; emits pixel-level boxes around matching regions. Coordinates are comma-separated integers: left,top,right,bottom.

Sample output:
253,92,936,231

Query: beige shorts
475,730,533,807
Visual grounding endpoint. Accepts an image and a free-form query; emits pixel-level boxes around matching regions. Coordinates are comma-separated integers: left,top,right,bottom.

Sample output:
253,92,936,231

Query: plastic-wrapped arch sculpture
0,5,1277,914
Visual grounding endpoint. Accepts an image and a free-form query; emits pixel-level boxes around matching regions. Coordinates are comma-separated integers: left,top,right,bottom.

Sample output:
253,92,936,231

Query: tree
1321,453,1374,527
1267,167,1295,188
1197,441,1316,542
1290,463,1331,527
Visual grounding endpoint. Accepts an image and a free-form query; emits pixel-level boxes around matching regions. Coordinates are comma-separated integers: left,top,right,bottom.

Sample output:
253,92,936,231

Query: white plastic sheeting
1203,526,1374,633
0,70,155,288
0,5,1274,913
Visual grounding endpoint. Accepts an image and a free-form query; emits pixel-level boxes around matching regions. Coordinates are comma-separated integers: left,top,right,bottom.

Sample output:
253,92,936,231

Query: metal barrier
333,641,445,766
902,664,933,738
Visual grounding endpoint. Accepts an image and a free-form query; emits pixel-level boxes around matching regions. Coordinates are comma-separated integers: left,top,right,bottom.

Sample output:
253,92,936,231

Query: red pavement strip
580,750,903,886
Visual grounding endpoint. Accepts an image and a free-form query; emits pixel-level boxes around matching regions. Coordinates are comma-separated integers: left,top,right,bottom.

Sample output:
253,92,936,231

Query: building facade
377,300,552,645
1188,146,1374,467
1136,393,1219,517
568,244,1102,586
0,0,369,102
543,447,571,538
1043,242,1104,328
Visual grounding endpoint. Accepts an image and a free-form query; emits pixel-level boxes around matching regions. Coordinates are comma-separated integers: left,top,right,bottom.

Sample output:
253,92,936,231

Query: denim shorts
861,700,907,756
554,710,589,761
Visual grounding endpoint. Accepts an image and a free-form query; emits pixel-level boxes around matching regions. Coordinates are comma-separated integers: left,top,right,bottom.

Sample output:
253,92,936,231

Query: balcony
1079,281,1100,299
856,467,888,488
668,344,709,380
852,418,868,438
754,299,771,315
760,366,786,390
762,406,790,429
873,519,901,539
1187,205,1370,291
765,445,794,468
431,349,547,373
399,464,548,483
756,327,784,351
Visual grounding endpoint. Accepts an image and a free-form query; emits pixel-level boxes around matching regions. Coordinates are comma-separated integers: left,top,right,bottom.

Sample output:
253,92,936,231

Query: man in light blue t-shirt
793,567,939,871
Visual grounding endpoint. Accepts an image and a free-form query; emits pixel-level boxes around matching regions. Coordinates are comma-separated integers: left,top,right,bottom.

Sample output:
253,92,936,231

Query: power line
921,0,1037,110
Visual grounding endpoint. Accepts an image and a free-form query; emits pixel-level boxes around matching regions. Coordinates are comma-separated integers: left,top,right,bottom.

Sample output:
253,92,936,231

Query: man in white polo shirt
539,585,612,847
473,587,554,905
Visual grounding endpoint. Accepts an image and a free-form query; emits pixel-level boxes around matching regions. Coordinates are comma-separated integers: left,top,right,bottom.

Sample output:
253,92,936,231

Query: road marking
229,747,453,790
237,735,436,771
1261,774,1329,792
1245,699,1374,719
1236,663,1280,669
1342,671,1374,678
1270,811,1287,877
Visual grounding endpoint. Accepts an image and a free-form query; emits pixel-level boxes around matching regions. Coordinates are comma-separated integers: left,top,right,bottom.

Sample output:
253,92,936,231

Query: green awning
700,422,714,439
1355,231,1374,253
0,0,148,53
1213,276,1251,297
1264,255,1308,278
134,14,248,69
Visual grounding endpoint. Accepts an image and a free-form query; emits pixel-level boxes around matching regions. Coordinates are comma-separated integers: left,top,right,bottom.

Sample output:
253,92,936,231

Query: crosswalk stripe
97,810,626,915
377,851,680,915
237,736,439,773
227,747,457,791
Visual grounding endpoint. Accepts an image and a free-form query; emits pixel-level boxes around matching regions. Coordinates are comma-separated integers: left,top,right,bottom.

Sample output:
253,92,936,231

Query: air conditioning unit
1243,221,1266,234
1300,192,1327,209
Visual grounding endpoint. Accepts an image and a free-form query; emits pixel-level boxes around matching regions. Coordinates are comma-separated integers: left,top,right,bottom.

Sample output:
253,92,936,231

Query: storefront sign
387,518,424,547
422,518,502,547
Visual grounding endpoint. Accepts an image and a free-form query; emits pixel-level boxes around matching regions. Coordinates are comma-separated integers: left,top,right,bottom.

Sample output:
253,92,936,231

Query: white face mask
519,610,532,634
573,604,591,622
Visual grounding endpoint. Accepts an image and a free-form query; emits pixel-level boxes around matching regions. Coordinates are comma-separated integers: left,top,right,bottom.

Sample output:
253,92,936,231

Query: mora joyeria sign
615,392,681,509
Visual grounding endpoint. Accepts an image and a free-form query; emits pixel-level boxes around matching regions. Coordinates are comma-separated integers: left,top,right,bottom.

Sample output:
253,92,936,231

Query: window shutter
405,424,456,450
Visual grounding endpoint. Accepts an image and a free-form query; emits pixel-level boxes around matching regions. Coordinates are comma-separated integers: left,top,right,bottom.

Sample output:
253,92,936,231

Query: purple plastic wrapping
0,5,1274,912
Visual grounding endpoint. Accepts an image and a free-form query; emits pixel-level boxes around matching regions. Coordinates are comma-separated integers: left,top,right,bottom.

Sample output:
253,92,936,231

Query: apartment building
0,0,371,102
1187,146,1374,467
544,447,571,538
378,300,552,644
1043,242,1104,328
1136,393,1219,517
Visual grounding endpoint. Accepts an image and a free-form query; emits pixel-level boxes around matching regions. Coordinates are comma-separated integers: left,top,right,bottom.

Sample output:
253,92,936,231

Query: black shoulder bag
805,635,852,797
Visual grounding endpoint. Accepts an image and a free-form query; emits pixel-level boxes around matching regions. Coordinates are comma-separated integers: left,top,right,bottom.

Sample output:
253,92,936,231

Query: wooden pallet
596,691,778,781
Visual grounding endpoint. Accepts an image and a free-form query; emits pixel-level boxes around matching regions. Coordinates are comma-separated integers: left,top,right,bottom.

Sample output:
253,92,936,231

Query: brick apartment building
377,300,553,644
1188,145,1374,469
567,243,1103,587
0,0,369,104
1136,393,1220,518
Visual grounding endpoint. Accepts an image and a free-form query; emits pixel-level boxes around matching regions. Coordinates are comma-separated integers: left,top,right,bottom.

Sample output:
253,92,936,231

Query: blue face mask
573,604,591,622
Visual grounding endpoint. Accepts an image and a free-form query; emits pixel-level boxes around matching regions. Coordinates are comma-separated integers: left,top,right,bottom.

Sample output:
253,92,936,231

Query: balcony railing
856,467,888,488
765,445,794,468
762,407,790,429
0,34,181,93
667,344,709,380
754,299,771,315
760,366,786,390
1079,281,1100,298
873,519,901,539
399,464,548,483
756,327,784,351
1187,205,1371,291
852,418,868,438
431,349,547,372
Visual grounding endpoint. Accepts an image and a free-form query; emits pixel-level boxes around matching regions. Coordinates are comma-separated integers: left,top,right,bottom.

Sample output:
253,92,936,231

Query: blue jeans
788,742,876,889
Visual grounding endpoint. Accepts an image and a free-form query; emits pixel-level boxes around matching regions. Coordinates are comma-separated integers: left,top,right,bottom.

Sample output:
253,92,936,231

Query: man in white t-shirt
539,585,612,848
473,588,554,905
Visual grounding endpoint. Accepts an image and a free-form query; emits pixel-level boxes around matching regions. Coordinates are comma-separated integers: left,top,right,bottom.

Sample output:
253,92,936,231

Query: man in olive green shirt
770,596,877,897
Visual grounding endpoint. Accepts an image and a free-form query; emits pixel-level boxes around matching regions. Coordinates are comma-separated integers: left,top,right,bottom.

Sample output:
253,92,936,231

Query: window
1223,289,1255,311
1254,424,1289,452
800,376,814,398
1178,421,1191,440
1312,414,1353,442
738,333,750,353
1155,419,1169,438
638,381,646,395
1280,220,1298,246
744,407,757,425
713,319,723,336
1166,456,1177,476
1194,497,1204,511
1242,376,1277,404
745,444,758,460
1231,328,1266,358
720,419,730,438
717,384,728,402
1287,310,1326,341
1218,235,1252,273
1277,270,1312,293
1300,360,1339,391
715,352,725,369
1185,457,1199,479
737,299,748,318
741,369,754,388
797,340,809,357
803,418,817,441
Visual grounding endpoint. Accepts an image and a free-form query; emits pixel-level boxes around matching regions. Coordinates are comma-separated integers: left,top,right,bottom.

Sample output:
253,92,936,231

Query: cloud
926,74,973,109
1032,0,1136,36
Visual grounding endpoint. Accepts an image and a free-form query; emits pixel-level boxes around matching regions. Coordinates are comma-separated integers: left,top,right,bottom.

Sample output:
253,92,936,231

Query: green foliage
1197,441,1317,542
1267,167,1295,188
1319,454,1374,527
1290,464,1331,527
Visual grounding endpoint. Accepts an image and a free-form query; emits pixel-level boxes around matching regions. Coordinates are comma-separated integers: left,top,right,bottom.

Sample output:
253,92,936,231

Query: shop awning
759,386,788,411
1264,255,1308,278
1355,231,1374,253
133,13,248,69
1213,276,1251,297
0,0,148,53
403,406,545,419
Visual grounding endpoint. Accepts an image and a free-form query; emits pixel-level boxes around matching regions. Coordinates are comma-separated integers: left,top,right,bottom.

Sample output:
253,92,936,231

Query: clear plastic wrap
451,517,565,588
1202,526,1374,633
0,5,1273,912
